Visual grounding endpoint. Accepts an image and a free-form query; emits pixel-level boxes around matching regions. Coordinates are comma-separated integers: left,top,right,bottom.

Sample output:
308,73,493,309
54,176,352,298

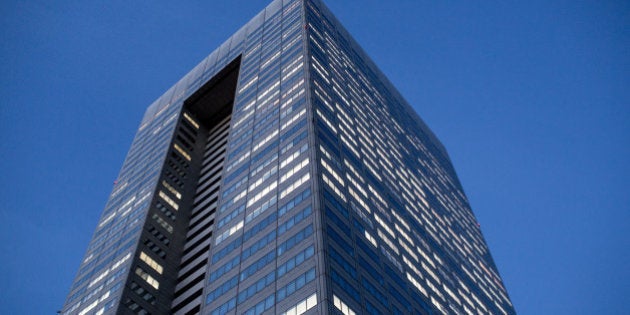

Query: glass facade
61,0,515,314
306,1,515,314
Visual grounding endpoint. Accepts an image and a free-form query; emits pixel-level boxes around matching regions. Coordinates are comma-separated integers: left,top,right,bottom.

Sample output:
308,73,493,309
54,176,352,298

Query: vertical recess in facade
120,57,241,315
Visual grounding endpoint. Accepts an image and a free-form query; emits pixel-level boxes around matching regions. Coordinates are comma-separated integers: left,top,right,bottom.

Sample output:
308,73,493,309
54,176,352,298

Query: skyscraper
62,0,515,314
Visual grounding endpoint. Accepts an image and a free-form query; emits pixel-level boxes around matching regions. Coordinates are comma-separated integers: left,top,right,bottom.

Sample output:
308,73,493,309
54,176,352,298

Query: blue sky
1,1,628,314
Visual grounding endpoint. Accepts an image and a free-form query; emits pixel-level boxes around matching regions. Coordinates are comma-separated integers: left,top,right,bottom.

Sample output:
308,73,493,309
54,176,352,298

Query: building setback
61,0,516,314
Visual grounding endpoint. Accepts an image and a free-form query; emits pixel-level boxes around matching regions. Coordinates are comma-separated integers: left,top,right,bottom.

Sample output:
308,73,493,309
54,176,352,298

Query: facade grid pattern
61,0,515,314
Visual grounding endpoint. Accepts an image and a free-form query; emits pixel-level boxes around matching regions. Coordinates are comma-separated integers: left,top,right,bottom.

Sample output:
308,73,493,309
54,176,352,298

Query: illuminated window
173,143,191,161
135,267,159,290
139,252,163,274
215,220,244,245
251,153,278,177
280,158,309,183
332,295,356,315
238,76,258,94
158,191,179,211
257,81,280,101
260,50,281,69
225,151,250,172
281,144,308,169
161,181,181,199
316,109,337,133
322,174,346,202
281,108,306,130
248,166,277,192
251,130,278,152
281,293,317,315
182,112,199,129
364,231,377,247
247,181,277,207
245,196,277,223
320,159,344,186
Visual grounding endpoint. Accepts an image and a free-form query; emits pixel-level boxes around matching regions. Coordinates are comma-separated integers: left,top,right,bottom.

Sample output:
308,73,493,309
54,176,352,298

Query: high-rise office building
62,0,515,314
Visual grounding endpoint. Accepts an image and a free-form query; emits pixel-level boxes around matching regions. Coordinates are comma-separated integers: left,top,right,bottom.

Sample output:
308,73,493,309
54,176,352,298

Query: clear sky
1,1,628,314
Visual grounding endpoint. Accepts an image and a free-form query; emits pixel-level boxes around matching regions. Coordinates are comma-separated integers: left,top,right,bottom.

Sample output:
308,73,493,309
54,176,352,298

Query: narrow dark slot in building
119,56,241,315
167,56,241,315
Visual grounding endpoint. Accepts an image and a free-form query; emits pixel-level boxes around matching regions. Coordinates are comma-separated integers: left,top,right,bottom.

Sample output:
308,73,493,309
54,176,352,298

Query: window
135,267,159,290
277,245,315,278
182,112,199,129
237,271,275,303
173,143,191,161
205,276,238,304
240,251,276,281
333,294,356,315
210,298,236,315
209,255,240,282
241,230,276,260
245,196,277,223
215,220,243,245
280,158,309,184
243,294,275,315
280,173,310,199
161,181,181,199
277,225,313,256
279,206,311,236
158,191,179,210
281,293,317,315
276,268,316,302
139,252,163,274
247,181,277,207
